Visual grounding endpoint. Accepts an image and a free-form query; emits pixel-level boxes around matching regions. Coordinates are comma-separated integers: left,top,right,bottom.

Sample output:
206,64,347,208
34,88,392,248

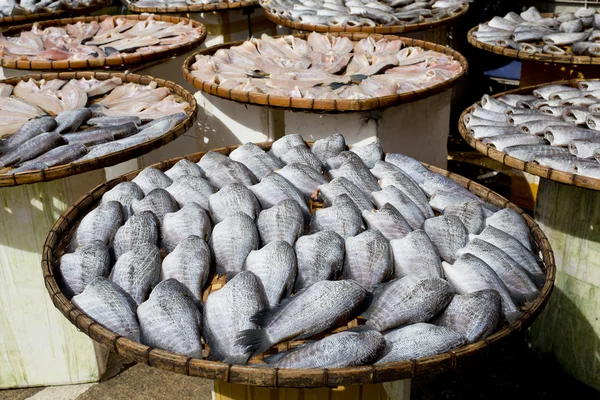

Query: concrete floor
2,339,599,400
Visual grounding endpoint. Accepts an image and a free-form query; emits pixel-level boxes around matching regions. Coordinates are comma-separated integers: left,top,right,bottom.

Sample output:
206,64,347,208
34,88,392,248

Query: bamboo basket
182,33,468,113
263,3,468,34
467,13,600,66
0,71,197,187
41,142,555,388
121,0,259,14
457,79,600,191
0,15,207,71
0,0,111,26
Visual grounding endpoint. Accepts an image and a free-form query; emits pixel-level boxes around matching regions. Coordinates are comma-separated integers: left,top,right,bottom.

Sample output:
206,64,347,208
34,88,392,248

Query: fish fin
236,329,271,354
360,280,391,319
530,273,546,289
221,353,251,365
251,287,305,326
504,310,522,324
511,293,528,308
263,352,290,365
0,140,10,155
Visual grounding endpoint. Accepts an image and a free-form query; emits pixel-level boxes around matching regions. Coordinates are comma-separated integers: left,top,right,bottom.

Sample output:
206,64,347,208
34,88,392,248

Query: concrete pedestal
194,90,452,168
0,170,109,389
529,178,600,391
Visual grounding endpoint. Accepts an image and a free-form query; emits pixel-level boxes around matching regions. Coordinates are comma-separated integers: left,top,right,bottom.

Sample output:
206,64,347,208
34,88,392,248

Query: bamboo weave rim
467,13,600,66
41,142,555,388
121,0,259,14
0,0,111,26
0,72,197,188
458,79,600,191
0,14,207,71
264,3,468,34
182,33,468,113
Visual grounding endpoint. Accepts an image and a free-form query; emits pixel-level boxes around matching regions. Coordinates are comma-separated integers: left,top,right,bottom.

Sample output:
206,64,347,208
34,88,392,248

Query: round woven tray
458,79,600,191
182,33,468,113
0,71,197,188
42,142,555,388
264,3,468,34
0,15,206,71
467,13,600,66
121,0,258,14
0,0,111,26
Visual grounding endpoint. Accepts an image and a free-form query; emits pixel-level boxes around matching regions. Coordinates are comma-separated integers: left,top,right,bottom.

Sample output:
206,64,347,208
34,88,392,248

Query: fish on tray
189,32,463,101
464,82,600,180
0,16,203,62
473,6,600,56
0,77,190,175
61,134,546,369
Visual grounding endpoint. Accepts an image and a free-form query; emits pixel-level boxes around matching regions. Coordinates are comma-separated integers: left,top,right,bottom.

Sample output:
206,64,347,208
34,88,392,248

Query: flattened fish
58,240,110,298
434,290,501,343
309,193,365,238
132,166,173,195
161,235,211,300
72,277,140,341
243,240,297,308
112,211,159,259
273,330,385,368
161,203,212,252
204,271,268,364
208,183,261,223
362,276,453,332
422,215,469,263
210,212,260,278
343,229,392,291
390,230,442,279
236,280,367,354
110,242,161,305
257,199,304,246
137,279,203,358
375,323,466,364
294,230,344,290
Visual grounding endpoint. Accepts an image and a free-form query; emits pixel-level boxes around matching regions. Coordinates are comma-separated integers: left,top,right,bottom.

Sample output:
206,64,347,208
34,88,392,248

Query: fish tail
235,329,271,355
221,353,252,365
530,273,546,289
505,310,522,324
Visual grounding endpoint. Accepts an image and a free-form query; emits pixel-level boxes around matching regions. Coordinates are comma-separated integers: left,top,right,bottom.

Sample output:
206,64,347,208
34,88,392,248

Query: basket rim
466,15,600,66
0,0,112,26
264,2,468,34
0,71,198,188
41,142,556,388
120,0,259,13
457,78,600,190
181,33,468,113
0,14,207,71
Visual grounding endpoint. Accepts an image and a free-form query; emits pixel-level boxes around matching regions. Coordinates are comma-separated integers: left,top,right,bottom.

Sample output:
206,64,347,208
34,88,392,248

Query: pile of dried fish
463,80,600,179
60,133,544,368
472,6,600,56
261,0,466,28
0,77,190,173
0,15,203,62
0,0,104,17
130,0,232,9
190,33,463,100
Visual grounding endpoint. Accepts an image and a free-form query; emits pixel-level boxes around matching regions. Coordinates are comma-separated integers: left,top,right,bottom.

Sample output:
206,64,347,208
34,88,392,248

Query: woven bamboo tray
121,0,258,14
458,79,600,191
264,3,468,34
0,0,111,26
42,142,555,388
182,34,468,113
467,13,600,66
0,71,197,188
0,15,207,71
